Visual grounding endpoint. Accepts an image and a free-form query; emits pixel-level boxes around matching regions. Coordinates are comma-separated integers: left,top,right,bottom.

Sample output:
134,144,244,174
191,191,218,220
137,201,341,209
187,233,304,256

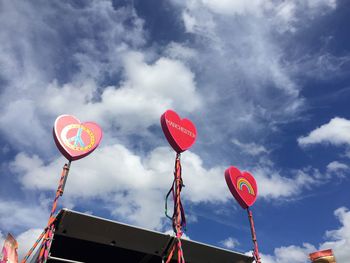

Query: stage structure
29,209,254,263
225,166,261,263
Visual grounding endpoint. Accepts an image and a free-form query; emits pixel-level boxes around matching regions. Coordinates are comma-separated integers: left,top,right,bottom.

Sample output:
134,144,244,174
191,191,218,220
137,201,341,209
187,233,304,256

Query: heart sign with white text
161,110,197,153
225,166,258,209
53,115,103,161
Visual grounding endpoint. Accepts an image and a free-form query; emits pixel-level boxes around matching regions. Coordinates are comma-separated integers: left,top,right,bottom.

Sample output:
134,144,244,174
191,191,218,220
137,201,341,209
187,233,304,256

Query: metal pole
247,207,261,263
48,256,85,263
21,160,72,263
60,160,71,195
38,161,72,263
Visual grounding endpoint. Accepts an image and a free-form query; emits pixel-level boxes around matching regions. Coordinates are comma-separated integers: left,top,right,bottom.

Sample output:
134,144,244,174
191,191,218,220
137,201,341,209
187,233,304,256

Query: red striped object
309,249,335,262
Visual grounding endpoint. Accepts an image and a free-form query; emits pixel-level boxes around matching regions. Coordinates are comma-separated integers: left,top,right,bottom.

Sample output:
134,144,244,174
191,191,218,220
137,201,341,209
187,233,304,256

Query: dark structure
31,209,253,263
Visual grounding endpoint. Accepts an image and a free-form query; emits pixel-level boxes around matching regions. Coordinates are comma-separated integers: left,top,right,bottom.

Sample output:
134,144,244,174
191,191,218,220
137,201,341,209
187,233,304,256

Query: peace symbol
60,124,95,151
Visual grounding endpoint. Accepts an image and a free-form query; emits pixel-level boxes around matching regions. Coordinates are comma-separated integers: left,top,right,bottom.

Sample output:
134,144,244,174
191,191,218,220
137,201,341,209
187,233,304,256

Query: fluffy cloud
320,207,350,262
0,199,47,231
10,145,227,229
0,1,202,156
251,166,318,199
16,228,44,260
232,139,268,156
298,117,350,147
290,53,350,81
170,0,338,146
176,0,336,33
178,0,336,18
0,199,47,260
41,51,201,132
261,207,350,263
168,0,327,159
0,51,201,153
10,144,325,230
219,237,240,249
0,0,145,86
261,243,316,263
0,1,137,153
199,0,264,16
327,161,349,175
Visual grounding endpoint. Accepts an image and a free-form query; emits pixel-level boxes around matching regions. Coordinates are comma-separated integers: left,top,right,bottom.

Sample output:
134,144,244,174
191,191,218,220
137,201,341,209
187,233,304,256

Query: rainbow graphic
237,177,255,196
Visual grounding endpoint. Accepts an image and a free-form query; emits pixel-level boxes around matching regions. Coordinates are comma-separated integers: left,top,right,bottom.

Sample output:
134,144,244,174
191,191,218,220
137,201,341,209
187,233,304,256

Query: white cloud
327,161,349,173
251,166,317,199
16,228,43,260
0,99,51,153
307,0,336,9
182,11,198,33
261,243,316,263
260,206,350,263
0,199,49,260
10,144,323,230
200,0,264,16
170,0,338,136
0,199,47,231
0,1,202,154
168,0,324,153
290,53,350,81
0,49,201,153
177,0,336,33
232,139,268,156
43,51,201,131
11,146,226,203
165,42,198,61
0,1,137,152
10,145,227,230
219,237,240,249
298,117,350,147
0,0,338,170
206,0,336,16
320,207,350,262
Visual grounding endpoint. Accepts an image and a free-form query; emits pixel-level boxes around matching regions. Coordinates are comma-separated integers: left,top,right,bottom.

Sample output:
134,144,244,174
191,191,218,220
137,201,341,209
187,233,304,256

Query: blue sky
0,0,350,262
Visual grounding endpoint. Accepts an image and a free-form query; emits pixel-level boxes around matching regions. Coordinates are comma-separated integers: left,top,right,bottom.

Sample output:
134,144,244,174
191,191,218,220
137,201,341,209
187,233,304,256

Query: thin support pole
164,153,185,263
20,229,46,263
48,256,85,263
60,161,72,195
247,207,261,263
22,161,71,263
174,153,185,263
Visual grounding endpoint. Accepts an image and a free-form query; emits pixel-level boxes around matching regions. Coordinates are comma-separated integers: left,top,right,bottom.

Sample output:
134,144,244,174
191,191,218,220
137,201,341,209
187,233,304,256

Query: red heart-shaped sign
225,166,258,209
53,115,103,161
160,110,197,153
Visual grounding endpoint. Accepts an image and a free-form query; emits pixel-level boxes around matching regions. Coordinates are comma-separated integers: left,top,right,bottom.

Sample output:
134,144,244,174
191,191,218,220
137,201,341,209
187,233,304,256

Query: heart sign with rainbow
53,115,103,161
161,109,197,153
225,166,258,209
